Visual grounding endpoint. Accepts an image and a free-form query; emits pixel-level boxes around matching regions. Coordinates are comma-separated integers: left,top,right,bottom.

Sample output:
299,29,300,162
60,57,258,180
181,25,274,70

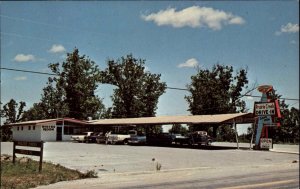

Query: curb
269,150,299,155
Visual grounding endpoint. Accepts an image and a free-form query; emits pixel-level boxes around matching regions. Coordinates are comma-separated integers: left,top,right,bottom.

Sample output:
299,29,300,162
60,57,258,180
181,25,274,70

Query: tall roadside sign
254,85,282,150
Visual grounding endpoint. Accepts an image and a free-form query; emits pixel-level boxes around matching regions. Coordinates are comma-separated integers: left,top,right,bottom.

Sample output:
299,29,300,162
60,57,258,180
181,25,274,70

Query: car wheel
206,140,212,146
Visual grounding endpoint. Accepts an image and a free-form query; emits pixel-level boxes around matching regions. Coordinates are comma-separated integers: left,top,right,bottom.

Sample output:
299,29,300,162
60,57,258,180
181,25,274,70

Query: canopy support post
233,120,239,149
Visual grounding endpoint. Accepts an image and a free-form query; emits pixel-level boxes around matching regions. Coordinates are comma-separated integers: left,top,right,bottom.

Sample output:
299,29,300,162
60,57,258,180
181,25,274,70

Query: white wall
12,120,86,142
12,125,41,142
39,122,57,142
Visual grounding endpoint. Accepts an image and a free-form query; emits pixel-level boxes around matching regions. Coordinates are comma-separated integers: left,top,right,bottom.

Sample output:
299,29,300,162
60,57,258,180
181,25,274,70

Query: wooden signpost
13,141,44,172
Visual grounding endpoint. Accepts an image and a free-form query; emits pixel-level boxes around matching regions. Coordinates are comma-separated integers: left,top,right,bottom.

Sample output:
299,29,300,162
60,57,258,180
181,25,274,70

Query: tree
47,48,105,120
169,124,188,135
185,64,248,115
1,99,26,124
0,99,26,141
101,54,167,118
23,78,69,120
216,125,236,142
185,64,248,141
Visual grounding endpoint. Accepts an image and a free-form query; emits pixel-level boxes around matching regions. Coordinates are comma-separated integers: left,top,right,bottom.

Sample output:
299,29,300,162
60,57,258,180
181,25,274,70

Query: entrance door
56,127,62,141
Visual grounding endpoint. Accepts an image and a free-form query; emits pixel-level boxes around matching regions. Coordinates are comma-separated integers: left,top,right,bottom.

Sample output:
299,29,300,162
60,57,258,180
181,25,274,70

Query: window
33,126,36,130
21,126,23,130
17,127,19,131
28,126,31,130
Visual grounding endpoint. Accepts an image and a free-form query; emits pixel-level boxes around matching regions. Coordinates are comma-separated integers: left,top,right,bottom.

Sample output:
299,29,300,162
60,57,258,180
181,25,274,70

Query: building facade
11,118,88,142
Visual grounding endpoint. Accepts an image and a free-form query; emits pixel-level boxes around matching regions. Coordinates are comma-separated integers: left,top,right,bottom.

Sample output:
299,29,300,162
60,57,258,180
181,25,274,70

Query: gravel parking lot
2,142,299,188
1,142,298,175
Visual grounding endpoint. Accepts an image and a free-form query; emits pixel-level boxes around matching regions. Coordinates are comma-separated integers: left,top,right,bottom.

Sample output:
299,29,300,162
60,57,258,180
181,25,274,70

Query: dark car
84,132,100,143
146,133,174,146
188,131,213,146
96,132,106,144
172,131,213,146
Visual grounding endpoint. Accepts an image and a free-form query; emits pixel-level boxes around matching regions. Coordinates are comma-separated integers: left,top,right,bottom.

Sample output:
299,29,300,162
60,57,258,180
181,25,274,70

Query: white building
11,118,88,142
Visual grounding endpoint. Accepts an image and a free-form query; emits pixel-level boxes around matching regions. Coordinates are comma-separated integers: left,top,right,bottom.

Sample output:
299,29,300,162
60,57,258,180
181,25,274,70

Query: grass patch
1,155,97,189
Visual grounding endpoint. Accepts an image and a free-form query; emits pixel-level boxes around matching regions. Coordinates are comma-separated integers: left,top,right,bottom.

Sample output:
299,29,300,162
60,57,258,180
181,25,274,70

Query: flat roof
9,118,88,126
89,113,254,126
8,113,254,127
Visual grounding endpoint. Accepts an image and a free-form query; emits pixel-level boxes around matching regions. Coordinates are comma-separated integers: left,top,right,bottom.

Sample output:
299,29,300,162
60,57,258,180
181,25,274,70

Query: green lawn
1,155,97,189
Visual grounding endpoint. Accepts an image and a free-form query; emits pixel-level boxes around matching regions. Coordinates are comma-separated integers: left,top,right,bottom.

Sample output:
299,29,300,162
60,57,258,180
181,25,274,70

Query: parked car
172,131,214,146
85,132,100,143
106,130,137,144
172,134,189,145
188,131,213,146
128,133,147,145
71,132,94,143
96,132,106,144
146,133,174,146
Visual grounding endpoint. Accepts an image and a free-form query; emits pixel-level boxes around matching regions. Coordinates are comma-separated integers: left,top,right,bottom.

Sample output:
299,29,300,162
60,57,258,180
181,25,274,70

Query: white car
71,132,94,142
106,130,137,144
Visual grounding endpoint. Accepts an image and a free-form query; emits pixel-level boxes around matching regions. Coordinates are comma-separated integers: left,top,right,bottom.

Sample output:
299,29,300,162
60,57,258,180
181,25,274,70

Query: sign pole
12,141,16,164
39,142,44,173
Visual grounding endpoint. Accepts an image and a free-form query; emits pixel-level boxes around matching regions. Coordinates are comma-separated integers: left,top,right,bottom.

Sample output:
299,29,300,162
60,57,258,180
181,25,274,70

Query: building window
28,126,31,130
17,127,19,131
33,126,36,130
21,126,23,130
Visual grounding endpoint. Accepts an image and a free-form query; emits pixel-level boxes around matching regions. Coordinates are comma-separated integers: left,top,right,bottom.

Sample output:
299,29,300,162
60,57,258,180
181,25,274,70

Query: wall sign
42,125,55,131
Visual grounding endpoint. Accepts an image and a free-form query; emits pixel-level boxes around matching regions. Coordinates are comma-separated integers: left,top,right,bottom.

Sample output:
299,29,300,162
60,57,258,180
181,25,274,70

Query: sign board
260,138,273,149
254,102,276,116
13,141,44,172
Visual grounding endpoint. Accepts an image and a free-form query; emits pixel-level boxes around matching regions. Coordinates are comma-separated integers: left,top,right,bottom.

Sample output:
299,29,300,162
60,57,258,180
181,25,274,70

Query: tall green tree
101,54,166,118
169,124,188,135
47,48,105,120
267,91,299,143
1,99,26,124
1,99,26,141
27,78,68,120
185,64,248,115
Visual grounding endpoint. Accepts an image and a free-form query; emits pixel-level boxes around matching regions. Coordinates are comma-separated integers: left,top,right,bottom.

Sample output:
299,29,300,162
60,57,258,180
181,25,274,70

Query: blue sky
1,1,299,129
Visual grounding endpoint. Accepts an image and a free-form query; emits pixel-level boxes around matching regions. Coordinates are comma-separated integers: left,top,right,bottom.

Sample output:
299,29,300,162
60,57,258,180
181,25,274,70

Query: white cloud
178,58,199,68
13,54,35,62
142,6,245,30
14,76,27,81
290,40,297,44
281,23,299,33
276,23,299,35
49,44,66,53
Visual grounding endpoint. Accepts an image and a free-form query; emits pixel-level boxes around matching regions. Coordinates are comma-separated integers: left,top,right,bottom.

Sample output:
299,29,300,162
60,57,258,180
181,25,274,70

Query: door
56,127,62,141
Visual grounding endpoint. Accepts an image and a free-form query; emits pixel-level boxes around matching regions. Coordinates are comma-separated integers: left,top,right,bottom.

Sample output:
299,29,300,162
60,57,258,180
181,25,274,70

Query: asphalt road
1,142,299,188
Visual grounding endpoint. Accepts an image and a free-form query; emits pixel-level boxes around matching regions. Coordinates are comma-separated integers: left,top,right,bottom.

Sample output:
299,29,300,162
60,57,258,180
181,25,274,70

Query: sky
1,1,299,133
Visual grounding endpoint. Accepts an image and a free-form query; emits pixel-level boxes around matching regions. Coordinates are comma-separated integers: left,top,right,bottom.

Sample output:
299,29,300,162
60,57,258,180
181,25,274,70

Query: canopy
89,113,254,126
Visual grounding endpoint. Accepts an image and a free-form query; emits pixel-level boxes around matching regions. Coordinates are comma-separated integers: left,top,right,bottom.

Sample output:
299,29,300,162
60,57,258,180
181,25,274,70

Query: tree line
1,48,299,143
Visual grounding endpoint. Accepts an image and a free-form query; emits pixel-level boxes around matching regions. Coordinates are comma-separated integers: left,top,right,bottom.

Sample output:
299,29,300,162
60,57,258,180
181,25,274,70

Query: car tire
206,140,212,146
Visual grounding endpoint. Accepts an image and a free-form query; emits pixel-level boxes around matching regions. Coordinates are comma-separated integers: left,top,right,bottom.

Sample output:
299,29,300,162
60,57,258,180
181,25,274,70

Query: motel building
10,113,254,142
11,118,88,142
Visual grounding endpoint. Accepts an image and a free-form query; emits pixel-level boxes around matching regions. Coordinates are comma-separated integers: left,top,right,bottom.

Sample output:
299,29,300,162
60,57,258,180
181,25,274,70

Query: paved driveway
1,142,298,174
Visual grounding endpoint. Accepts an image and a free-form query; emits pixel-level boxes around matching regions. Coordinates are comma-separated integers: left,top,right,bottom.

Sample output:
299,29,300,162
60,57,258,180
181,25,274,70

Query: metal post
250,123,255,149
234,121,239,149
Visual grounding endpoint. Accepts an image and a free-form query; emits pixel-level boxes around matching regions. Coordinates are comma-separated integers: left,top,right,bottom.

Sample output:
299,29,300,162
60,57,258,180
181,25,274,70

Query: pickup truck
106,130,137,144
71,132,94,143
